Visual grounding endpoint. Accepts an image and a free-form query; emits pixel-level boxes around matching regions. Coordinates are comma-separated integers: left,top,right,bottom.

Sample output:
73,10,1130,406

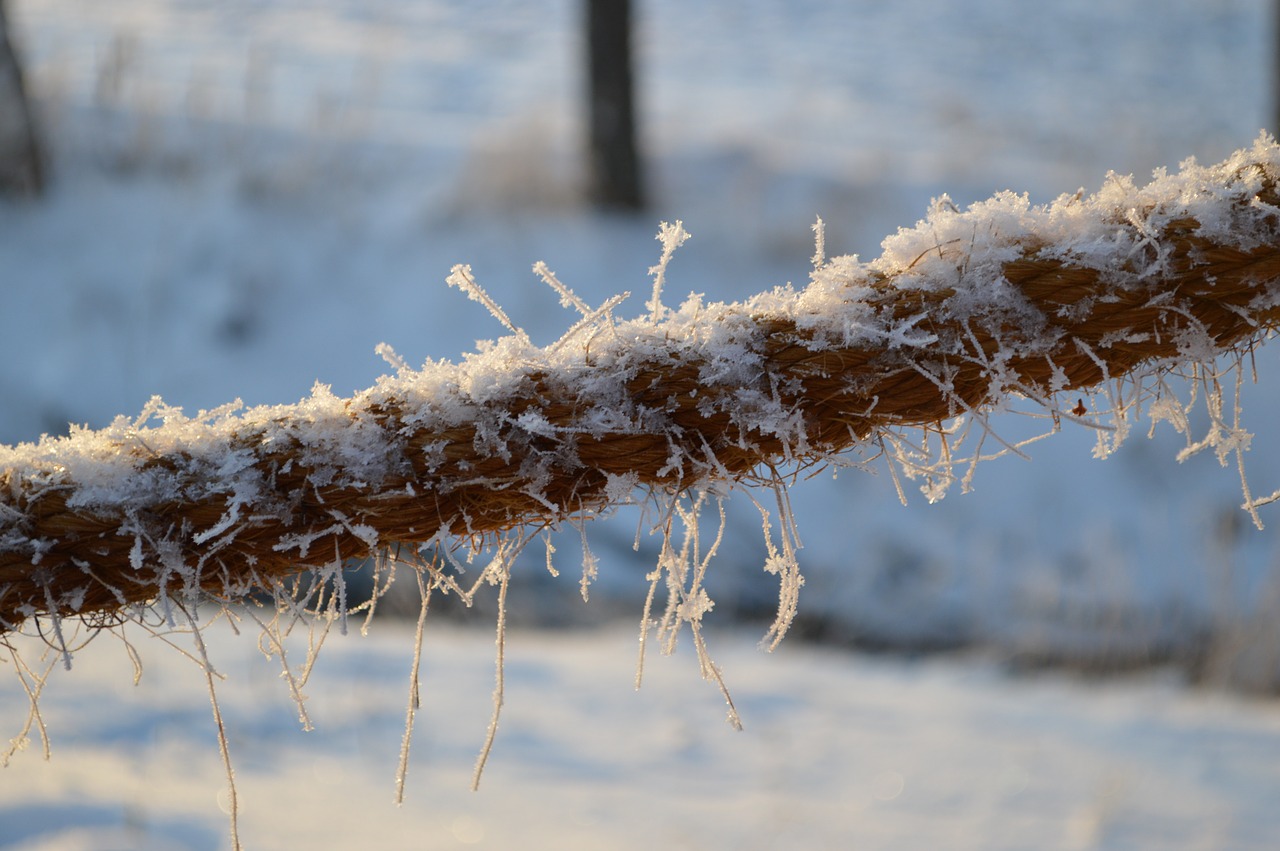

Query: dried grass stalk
4,138,1280,633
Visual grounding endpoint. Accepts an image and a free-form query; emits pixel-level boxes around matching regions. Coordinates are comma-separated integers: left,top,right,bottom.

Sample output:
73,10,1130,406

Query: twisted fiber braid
4,144,1280,632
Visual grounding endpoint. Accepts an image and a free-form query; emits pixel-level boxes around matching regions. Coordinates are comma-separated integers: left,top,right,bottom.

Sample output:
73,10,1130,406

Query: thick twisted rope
4,137,1280,633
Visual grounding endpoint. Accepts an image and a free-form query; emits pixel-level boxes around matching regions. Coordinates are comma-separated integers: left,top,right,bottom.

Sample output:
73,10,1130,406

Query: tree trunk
585,0,643,210
0,0,43,196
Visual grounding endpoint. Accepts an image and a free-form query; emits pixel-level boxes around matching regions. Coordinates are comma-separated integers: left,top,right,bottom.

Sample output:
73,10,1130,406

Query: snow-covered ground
2,0,1280,848
5,621,1280,851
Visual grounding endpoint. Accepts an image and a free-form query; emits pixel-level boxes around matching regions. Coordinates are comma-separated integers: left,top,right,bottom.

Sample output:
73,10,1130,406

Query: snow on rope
4,136,1280,642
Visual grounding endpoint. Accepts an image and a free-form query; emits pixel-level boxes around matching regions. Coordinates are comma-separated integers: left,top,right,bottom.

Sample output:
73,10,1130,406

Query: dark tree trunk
585,0,644,210
0,0,43,197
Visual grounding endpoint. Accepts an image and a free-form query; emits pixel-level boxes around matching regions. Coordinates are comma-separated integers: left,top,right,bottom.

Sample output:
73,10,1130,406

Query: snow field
4,620,1280,850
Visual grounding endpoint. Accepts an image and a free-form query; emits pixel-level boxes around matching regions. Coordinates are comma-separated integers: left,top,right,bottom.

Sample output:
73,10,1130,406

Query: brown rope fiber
4,139,1280,633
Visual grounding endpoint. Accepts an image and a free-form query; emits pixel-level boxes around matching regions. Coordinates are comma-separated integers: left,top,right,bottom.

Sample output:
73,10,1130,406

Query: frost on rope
5,138,1280,835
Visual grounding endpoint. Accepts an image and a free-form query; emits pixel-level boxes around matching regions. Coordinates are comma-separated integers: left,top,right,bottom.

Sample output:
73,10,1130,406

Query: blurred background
2,2,1280,848
3,0,1273,685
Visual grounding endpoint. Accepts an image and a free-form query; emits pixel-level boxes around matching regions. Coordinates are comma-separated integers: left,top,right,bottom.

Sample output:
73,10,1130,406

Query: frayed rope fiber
5,137,1280,632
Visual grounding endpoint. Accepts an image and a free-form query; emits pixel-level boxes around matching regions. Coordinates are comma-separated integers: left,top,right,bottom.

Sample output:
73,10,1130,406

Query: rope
4,137,1280,633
